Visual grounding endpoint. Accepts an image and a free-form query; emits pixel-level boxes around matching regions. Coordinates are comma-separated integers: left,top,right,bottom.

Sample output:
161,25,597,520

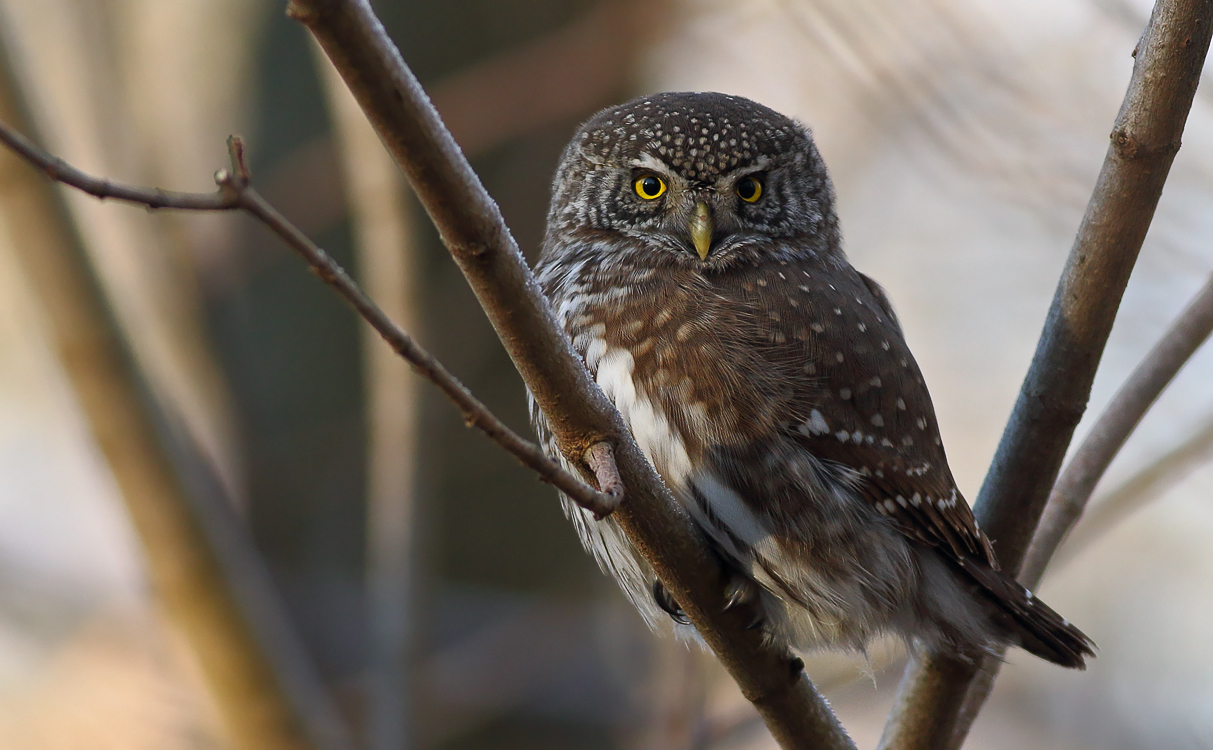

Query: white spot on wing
807,409,830,435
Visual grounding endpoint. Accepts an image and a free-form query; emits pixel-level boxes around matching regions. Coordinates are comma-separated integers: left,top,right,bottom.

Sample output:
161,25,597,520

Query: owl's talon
722,574,757,611
652,580,690,625
721,574,767,629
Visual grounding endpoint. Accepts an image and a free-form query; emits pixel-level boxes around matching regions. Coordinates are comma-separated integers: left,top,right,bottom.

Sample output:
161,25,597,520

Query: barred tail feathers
955,557,1095,669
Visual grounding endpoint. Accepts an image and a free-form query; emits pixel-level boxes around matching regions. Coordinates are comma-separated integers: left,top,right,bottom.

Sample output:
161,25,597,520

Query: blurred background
0,0,1210,748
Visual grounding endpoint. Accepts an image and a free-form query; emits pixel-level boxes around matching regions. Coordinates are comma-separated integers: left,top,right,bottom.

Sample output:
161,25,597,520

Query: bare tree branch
880,2,1213,748
0,118,621,522
287,0,855,747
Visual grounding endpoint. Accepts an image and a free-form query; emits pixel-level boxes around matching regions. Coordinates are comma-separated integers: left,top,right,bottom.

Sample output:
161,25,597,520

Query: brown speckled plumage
532,92,1093,668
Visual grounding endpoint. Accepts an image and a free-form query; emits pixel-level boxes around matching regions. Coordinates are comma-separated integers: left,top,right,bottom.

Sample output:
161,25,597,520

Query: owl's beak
690,201,713,260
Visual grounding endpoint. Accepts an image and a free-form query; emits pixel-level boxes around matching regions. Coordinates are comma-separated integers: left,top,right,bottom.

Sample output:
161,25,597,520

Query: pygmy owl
531,92,1093,668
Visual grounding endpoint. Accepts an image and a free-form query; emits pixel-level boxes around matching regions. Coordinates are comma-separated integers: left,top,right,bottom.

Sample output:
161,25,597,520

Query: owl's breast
551,269,788,489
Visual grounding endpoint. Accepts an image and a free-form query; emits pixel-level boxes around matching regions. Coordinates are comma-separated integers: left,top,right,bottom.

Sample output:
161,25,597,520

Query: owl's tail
955,557,1095,669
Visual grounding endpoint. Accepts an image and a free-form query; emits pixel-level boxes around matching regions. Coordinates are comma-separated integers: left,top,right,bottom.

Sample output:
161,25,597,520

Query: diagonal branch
1052,412,1213,569
880,2,1213,748
1023,270,1213,587
0,118,621,520
287,0,854,747
228,157,624,520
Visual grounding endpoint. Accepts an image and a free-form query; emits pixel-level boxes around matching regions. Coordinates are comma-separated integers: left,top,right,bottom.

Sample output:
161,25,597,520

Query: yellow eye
737,176,763,203
634,174,666,200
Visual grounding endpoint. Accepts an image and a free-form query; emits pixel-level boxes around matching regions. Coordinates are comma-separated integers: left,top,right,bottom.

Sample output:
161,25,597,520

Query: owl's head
544,92,841,271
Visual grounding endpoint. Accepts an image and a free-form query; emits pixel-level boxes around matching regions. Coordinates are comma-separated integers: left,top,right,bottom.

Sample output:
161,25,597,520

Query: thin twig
880,2,1213,749
0,116,620,520
1054,413,1213,568
288,0,855,747
1023,271,1213,587
0,118,237,210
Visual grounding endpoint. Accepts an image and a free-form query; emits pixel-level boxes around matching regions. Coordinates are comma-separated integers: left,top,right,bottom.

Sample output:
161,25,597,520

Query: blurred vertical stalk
0,14,352,750
315,44,422,750
111,0,274,506
3,0,248,506
631,640,710,750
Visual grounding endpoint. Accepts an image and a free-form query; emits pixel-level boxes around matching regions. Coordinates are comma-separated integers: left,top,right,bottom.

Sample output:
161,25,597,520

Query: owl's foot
652,575,767,630
652,579,690,625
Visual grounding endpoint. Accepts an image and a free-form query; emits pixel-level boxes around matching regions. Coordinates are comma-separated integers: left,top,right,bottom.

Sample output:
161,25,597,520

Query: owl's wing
790,432,997,568
857,272,905,337
760,264,998,568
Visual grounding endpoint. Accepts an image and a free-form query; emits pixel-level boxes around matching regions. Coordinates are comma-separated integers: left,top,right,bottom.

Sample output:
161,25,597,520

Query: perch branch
288,0,854,747
880,2,1213,749
0,118,620,520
